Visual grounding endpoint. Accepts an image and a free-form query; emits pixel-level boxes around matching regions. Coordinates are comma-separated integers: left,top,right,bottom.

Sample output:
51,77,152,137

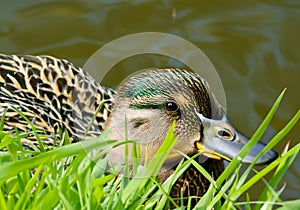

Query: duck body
0,54,115,146
0,53,277,206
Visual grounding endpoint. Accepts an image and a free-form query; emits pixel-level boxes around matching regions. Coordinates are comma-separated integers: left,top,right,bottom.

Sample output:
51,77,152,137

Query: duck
0,53,278,206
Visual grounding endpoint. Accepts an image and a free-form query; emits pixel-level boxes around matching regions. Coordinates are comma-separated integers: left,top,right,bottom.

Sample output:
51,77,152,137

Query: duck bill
196,112,278,164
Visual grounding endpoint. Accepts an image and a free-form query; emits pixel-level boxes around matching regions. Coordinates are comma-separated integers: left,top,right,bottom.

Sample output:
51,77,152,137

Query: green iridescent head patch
133,87,162,99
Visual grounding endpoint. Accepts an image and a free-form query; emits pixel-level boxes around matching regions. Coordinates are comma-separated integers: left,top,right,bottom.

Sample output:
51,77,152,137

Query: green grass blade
146,121,177,176
277,199,300,210
0,108,7,131
230,143,300,201
207,173,236,209
0,134,14,150
176,151,216,188
216,89,285,188
0,136,117,180
11,106,46,152
14,165,43,209
39,188,60,210
146,159,190,209
259,182,285,210
230,108,300,202
255,144,299,209
194,184,214,210
236,108,300,192
0,183,9,210
83,101,104,139
59,191,73,210
121,122,177,206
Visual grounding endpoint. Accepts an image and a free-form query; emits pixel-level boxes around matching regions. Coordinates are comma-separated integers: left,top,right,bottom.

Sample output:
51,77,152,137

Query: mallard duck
0,54,277,206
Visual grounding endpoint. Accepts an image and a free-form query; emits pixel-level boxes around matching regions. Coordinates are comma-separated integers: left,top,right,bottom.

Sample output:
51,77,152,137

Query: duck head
105,68,277,166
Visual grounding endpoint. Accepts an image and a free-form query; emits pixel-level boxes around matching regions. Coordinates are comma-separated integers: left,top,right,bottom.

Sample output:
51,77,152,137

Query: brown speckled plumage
170,159,224,206
0,54,115,147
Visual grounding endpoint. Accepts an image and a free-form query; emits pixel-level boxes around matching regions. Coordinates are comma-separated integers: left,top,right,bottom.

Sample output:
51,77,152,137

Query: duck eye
164,102,179,112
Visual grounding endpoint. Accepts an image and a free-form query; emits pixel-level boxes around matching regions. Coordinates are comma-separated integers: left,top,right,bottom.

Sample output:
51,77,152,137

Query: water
0,0,299,200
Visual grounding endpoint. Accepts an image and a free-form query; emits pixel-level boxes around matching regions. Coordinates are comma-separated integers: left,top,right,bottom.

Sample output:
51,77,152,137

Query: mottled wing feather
0,54,116,147
170,158,224,206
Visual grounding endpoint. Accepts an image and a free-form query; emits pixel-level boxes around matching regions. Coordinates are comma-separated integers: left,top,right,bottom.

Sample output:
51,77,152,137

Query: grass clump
0,90,299,209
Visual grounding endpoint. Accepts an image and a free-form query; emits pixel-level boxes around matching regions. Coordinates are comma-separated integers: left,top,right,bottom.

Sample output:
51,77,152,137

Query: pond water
0,0,299,201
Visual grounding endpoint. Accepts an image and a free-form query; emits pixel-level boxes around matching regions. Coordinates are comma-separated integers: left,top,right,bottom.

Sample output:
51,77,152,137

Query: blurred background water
0,0,299,201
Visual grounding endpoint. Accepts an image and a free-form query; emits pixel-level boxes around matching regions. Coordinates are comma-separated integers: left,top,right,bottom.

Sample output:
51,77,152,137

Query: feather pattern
0,54,116,146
